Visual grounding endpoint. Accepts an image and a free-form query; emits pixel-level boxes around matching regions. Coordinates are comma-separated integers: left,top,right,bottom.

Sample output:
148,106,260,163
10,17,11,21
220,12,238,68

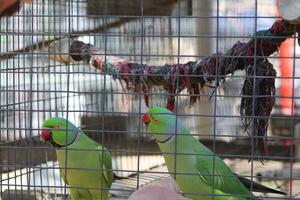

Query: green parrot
142,107,286,200
41,117,113,200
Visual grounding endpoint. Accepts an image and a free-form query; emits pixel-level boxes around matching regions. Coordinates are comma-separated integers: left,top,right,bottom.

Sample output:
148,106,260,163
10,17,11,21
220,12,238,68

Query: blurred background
0,0,299,199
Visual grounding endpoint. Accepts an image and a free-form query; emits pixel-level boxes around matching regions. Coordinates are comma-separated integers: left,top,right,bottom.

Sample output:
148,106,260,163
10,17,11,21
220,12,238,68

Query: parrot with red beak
41,117,113,200
142,107,286,200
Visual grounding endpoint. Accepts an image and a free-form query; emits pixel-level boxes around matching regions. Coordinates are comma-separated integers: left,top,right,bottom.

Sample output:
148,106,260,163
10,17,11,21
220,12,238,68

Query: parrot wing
98,145,113,187
193,150,284,197
194,149,250,196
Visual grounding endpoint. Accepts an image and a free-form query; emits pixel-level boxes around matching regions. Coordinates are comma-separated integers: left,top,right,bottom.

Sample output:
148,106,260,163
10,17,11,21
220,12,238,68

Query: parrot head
41,117,78,148
142,107,180,143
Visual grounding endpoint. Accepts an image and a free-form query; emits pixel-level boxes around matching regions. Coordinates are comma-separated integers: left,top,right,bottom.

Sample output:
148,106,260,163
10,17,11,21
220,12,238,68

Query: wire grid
0,0,299,199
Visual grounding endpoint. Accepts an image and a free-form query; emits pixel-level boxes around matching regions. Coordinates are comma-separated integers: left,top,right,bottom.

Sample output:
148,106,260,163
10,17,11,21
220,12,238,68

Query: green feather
146,107,283,200
42,118,113,200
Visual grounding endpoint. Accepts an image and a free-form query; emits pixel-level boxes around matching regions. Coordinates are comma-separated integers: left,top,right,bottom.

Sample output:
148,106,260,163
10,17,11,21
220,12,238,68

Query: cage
0,0,300,199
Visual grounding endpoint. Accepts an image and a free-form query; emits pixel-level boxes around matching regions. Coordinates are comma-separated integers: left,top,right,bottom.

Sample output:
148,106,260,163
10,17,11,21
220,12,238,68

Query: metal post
192,0,214,136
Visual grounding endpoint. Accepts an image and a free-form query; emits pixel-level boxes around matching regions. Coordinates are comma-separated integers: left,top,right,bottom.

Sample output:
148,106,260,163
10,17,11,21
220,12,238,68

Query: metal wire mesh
0,0,299,199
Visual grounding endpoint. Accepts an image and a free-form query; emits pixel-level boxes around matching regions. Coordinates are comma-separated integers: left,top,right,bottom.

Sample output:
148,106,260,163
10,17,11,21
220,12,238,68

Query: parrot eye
154,119,160,125
55,124,61,129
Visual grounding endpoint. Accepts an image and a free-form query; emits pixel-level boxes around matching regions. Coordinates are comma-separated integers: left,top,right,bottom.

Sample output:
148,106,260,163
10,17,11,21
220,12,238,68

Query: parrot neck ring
156,134,175,144
57,129,80,148
42,128,80,148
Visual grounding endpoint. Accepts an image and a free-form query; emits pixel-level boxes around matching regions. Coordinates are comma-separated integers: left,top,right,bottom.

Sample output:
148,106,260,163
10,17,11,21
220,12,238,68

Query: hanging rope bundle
49,19,300,158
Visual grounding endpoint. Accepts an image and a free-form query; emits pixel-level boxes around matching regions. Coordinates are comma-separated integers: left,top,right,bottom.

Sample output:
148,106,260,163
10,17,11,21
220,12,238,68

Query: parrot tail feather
236,174,286,195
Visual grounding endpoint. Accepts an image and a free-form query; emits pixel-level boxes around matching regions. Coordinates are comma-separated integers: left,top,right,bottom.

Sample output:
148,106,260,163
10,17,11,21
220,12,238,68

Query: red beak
142,113,151,124
41,129,52,144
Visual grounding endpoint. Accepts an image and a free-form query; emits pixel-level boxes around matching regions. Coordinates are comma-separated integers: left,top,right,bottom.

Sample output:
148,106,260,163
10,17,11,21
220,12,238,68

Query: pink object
129,178,188,200
277,1,296,116
94,56,104,70
279,39,296,116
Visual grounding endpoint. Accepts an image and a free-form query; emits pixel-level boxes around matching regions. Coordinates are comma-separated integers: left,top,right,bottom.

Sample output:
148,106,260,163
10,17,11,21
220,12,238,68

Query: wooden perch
0,17,134,61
